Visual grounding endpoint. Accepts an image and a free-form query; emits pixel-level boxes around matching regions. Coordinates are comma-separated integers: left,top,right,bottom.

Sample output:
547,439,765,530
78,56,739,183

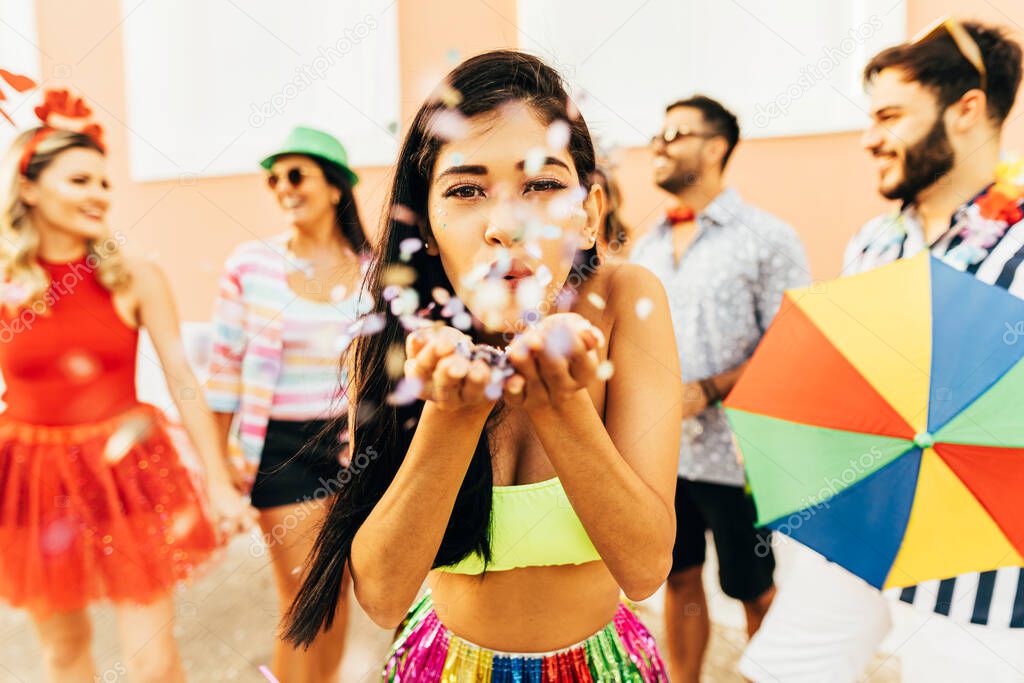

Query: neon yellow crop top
437,477,601,575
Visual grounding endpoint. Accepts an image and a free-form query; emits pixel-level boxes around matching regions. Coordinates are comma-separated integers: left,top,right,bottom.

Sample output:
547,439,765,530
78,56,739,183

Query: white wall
118,0,401,181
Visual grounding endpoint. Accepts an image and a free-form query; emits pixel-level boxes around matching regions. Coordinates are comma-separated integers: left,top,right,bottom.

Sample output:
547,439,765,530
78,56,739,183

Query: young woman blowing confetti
286,51,682,682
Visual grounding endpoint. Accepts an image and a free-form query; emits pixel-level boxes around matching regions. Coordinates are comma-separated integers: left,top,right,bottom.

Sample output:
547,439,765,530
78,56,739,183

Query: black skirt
249,419,344,510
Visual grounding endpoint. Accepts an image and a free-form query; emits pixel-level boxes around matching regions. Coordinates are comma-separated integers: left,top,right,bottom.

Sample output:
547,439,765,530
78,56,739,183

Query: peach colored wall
29,0,1024,318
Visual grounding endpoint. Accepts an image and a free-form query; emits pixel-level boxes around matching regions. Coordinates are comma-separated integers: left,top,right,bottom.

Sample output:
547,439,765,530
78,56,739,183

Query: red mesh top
0,255,139,425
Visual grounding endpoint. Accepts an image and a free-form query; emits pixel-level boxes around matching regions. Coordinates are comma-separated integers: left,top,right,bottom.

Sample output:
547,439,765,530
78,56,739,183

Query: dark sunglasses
266,167,320,190
650,125,716,148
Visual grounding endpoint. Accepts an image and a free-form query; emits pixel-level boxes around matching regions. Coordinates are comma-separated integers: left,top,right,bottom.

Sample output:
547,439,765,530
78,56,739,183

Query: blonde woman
0,117,254,680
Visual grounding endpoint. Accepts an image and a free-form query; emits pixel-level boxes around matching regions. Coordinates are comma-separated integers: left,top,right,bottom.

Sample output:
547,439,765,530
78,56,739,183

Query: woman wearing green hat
206,126,369,681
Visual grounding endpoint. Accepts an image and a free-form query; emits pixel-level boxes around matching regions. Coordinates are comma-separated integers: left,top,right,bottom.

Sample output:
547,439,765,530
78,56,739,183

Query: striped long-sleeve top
205,233,361,485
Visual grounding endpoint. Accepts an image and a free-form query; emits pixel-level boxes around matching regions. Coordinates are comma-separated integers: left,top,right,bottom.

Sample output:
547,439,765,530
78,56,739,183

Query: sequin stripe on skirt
381,593,668,682
612,605,669,682
384,602,451,682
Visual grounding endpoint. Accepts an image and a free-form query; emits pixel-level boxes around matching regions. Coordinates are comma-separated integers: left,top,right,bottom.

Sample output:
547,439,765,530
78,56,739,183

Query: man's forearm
682,360,750,416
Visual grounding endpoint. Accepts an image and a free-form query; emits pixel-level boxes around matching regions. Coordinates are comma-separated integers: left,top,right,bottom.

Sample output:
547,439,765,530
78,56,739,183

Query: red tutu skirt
0,403,221,616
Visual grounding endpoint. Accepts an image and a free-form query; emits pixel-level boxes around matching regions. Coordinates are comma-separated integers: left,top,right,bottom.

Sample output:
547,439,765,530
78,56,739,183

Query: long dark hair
312,157,369,254
283,49,600,646
593,166,631,253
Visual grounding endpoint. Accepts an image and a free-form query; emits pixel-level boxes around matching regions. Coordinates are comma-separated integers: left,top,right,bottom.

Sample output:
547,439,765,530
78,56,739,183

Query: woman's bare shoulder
568,262,667,344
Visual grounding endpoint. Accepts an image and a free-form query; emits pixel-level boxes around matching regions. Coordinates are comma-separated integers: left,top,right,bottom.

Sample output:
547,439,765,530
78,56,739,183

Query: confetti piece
334,334,354,355
535,265,553,286
425,109,468,141
382,264,417,286
390,204,418,226
382,284,402,302
452,312,472,330
493,247,512,273
472,280,510,317
433,82,463,108
400,315,433,332
545,324,574,357
596,360,615,380
524,147,547,175
104,415,155,464
540,224,563,239
635,297,654,320
484,381,504,401
60,350,101,383
0,281,28,306
554,287,578,311
387,377,423,406
587,292,606,310
385,343,406,378
352,313,386,337
40,519,77,555
546,120,571,150
432,287,451,305
170,508,198,538
399,237,423,260
566,94,580,121
441,296,465,318
464,262,492,286
402,417,419,431
259,665,281,683
329,285,348,302
515,277,544,310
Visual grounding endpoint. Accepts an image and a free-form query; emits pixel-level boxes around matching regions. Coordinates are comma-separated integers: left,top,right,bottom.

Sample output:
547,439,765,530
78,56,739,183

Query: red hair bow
33,89,105,150
18,88,105,175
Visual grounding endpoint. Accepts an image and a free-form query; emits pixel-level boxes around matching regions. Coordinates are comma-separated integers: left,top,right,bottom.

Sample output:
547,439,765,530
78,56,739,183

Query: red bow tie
666,205,696,225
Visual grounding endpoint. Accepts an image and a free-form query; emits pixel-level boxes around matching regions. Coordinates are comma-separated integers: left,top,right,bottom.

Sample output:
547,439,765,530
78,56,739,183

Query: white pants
740,542,890,683
739,542,1024,682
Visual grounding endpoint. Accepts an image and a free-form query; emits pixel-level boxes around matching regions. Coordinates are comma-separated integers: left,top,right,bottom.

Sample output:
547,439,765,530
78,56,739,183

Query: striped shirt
845,191,1024,628
271,294,357,421
205,233,363,486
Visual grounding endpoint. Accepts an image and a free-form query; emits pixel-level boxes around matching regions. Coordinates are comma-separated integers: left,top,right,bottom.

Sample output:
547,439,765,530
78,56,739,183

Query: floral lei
885,154,1024,270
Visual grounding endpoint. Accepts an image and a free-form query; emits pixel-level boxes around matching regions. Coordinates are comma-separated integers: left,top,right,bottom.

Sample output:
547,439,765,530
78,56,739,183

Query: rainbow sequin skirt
382,592,668,682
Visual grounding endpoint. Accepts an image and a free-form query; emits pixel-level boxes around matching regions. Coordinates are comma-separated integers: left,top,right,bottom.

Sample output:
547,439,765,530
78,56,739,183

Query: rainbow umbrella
724,252,1024,589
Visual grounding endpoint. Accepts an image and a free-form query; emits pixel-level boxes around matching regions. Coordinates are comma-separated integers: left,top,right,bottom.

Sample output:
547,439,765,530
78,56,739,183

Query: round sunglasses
266,166,321,190
650,126,716,148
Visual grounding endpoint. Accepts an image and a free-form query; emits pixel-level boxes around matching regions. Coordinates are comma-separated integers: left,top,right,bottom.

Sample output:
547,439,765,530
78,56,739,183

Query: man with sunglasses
741,19,1024,683
630,95,809,682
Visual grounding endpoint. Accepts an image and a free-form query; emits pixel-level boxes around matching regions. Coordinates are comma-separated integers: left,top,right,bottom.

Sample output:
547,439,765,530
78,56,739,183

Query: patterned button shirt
630,188,811,486
848,191,1024,628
